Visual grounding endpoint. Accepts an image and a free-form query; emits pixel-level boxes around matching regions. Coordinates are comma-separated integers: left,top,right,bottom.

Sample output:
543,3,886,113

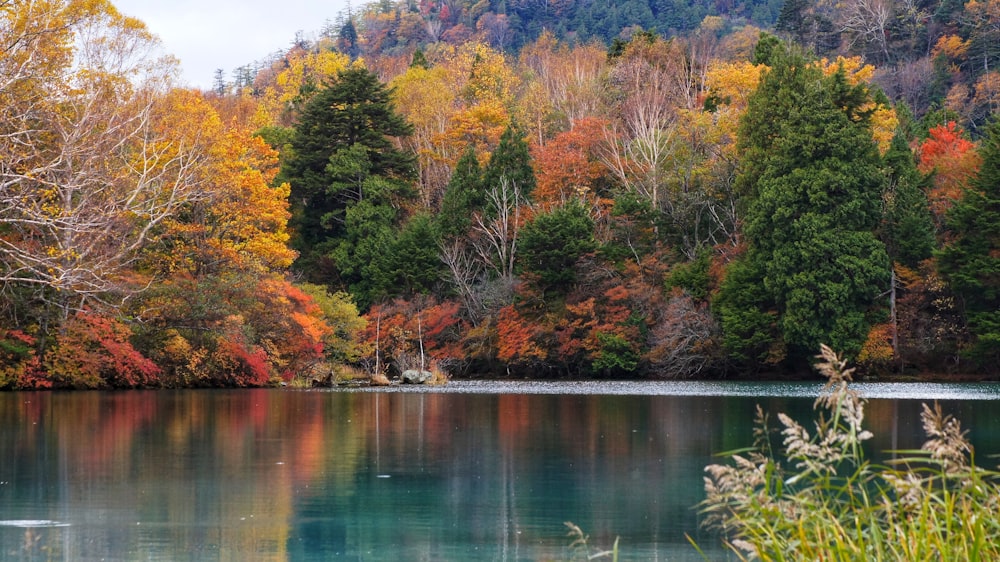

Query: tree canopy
719,46,891,365
937,118,1000,364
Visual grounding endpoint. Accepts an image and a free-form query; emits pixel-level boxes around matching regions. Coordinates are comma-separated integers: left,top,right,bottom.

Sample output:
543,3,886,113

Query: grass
287,359,449,387
693,344,1000,561
563,522,619,561
426,360,450,385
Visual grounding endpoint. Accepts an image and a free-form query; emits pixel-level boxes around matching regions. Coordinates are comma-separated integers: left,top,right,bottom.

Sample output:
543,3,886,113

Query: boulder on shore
400,369,433,384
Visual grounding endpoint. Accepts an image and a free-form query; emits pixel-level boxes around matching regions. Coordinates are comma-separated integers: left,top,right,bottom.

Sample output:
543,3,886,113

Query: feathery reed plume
920,401,971,473
694,344,1000,561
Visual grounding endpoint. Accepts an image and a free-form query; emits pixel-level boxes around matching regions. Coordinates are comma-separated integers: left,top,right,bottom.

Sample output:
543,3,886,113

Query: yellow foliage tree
0,0,196,316
817,56,898,153
390,43,518,207
704,60,765,159
391,64,459,205
255,43,351,126
152,90,295,276
434,99,510,166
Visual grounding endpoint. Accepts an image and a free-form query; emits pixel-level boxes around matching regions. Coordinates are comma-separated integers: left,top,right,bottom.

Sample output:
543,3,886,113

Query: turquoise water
1,383,998,561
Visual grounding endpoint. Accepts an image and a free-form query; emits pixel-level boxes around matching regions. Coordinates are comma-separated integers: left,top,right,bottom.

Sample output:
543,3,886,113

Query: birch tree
0,0,202,320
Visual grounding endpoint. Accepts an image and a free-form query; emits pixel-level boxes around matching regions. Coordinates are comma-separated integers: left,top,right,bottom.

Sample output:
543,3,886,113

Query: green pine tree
752,32,783,65
881,132,936,268
775,0,807,40
329,195,398,307
390,213,446,297
519,200,596,293
937,118,1000,365
718,44,890,365
437,146,483,241
482,123,536,202
282,66,416,297
338,18,360,59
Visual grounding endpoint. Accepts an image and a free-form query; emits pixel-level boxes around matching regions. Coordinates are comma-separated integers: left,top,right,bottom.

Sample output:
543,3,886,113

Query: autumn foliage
44,311,161,389
2,0,998,385
0,329,43,389
918,122,982,223
532,117,609,205
361,298,465,374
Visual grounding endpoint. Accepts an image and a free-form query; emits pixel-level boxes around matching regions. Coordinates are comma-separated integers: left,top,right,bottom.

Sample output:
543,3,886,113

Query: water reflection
0,387,998,560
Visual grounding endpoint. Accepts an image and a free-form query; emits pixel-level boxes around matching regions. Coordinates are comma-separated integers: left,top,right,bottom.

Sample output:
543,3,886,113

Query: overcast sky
113,0,350,90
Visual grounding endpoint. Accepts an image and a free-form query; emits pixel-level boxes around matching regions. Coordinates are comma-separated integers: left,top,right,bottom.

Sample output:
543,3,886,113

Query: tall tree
389,63,457,203
937,117,1000,365
601,34,690,215
881,132,935,268
718,44,890,365
917,122,981,228
532,117,608,205
519,200,597,294
437,146,484,241
482,123,537,201
0,0,198,332
775,0,808,41
131,91,329,387
389,213,446,296
338,18,360,59
282,66,416,287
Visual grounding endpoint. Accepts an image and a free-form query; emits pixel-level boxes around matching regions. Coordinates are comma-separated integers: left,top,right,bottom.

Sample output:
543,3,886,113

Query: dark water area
1,382,999,561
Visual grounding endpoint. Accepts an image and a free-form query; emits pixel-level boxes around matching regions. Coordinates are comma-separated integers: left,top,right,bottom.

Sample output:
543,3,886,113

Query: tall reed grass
564,521,619,561
694,345,1000,561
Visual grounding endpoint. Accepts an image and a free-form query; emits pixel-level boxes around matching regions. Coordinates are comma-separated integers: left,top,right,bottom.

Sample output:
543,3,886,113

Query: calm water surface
2,381,1000,561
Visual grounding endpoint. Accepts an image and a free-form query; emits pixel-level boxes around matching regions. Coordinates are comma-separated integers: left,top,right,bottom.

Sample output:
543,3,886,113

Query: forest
1,0,999,388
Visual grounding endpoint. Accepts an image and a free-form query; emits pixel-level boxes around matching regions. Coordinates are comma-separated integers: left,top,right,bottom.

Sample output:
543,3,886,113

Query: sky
112,0,350,90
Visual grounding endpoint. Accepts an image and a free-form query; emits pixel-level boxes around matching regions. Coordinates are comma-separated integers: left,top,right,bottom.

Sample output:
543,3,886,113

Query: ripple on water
0,520,70,528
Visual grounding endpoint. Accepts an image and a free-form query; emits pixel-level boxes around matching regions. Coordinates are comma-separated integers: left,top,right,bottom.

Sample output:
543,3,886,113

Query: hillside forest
2,0,1000,388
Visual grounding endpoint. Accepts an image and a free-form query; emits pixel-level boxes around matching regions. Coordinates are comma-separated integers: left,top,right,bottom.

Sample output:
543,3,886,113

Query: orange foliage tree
130,91,329,386
917,122,982,227
531,117,609,206
361,298,466,374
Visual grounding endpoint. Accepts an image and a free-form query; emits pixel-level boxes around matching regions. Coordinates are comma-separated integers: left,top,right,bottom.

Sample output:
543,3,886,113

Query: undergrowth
693,344,1000,561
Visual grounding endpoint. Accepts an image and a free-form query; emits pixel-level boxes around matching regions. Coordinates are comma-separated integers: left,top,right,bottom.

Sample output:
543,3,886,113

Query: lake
2,381,1000,561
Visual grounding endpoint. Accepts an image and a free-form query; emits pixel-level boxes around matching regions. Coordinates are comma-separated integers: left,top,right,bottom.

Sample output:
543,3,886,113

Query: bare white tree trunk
417,311,425,372
440,239,485,319
0,2,197,316
375,311,382,376
599,46,684,217
839,0,892,62
471,177,523,285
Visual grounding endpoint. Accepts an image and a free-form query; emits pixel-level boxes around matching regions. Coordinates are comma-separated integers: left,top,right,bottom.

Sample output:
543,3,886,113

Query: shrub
45,311,160,389
0,329,43,389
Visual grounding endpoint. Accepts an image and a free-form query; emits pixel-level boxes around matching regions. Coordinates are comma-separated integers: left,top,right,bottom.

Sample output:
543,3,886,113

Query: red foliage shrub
362,297,466,371
497,304,548,365
212,330,272,387
0,329,45,389
45,311,160,389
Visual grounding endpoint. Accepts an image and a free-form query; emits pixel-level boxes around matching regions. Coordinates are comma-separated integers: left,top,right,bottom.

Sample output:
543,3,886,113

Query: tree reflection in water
0,384,998,560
